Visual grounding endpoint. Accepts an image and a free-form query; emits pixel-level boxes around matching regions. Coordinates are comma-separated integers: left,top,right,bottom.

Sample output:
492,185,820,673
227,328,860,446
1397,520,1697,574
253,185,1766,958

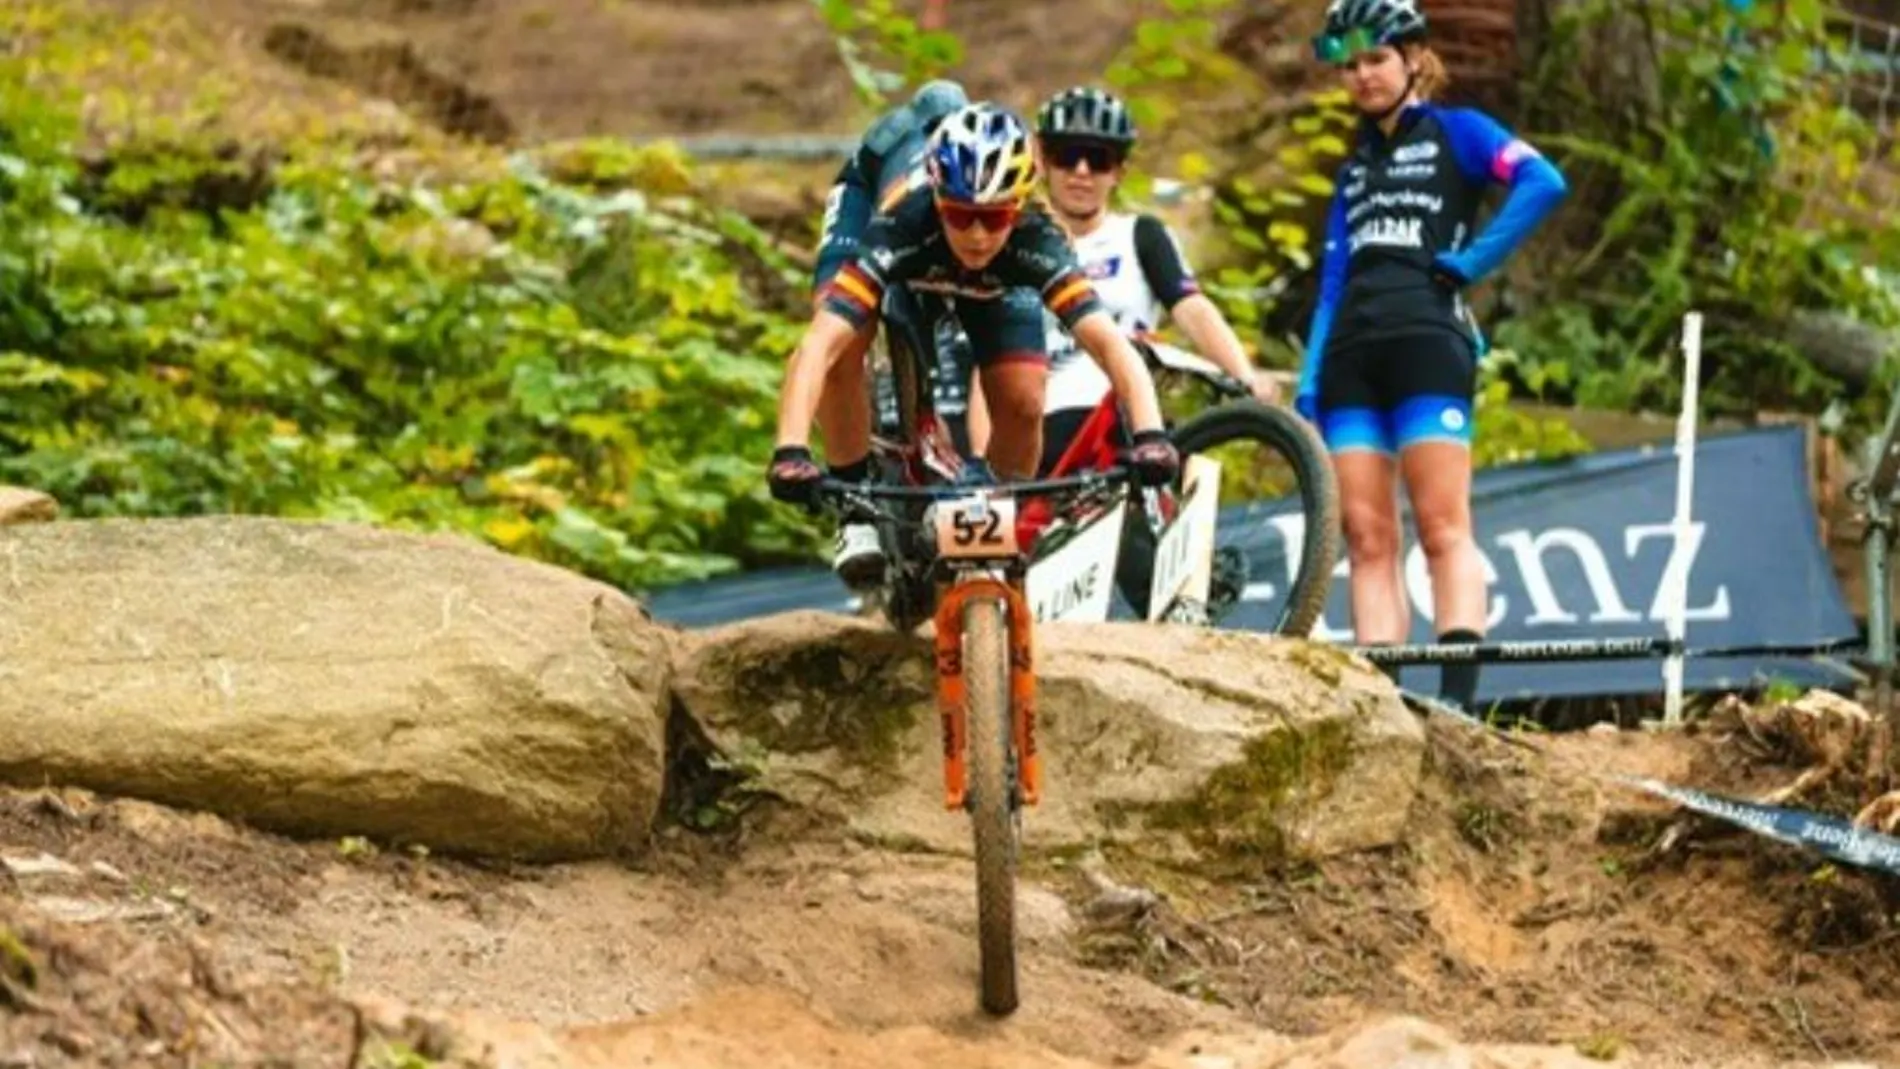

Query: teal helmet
1313,0,1428,63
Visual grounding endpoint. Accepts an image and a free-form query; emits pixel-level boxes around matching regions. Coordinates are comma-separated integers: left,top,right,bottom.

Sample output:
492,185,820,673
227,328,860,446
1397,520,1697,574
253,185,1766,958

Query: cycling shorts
1316,330,1476,455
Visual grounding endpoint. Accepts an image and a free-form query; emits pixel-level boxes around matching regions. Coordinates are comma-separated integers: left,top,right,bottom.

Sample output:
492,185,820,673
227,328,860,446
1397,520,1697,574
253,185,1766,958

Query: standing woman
1293,0,1568,709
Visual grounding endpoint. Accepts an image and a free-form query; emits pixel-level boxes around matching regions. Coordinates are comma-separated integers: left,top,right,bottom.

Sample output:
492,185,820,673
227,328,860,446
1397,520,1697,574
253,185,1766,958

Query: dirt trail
3,714,1898,1068
0,790,1233,1065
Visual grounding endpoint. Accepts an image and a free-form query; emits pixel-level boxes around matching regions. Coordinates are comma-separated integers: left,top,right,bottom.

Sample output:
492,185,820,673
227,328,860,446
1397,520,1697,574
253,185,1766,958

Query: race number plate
933,494,1019,560
1147,454,1221,621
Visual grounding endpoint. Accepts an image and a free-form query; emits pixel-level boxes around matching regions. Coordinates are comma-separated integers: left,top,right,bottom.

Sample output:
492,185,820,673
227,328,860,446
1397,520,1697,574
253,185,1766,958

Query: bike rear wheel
964,597,1019,1016
1166,400,1339,636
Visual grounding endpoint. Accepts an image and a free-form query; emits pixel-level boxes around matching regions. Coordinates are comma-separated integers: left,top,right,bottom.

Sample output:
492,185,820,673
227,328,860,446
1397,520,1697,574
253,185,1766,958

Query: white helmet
924,103,1040,206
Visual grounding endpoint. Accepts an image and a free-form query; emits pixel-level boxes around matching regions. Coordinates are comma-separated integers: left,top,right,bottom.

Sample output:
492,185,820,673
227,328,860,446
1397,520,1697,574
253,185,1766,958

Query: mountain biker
769,103,1183,558
807,79,978,586
1022,85,1279,479
1294,0,1568,709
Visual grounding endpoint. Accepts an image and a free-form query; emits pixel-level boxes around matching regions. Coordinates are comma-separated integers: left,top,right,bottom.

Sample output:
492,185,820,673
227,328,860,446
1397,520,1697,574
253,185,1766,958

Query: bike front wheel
963,596,1019,1016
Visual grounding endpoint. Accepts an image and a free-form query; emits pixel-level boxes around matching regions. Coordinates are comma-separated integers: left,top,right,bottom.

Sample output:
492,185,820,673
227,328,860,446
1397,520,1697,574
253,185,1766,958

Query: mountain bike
812,465,1132,1018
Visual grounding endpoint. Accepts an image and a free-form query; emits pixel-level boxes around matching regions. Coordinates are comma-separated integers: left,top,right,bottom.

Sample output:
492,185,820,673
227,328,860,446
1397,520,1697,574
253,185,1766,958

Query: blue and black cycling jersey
1296,102,1568,412
820,185,1103,367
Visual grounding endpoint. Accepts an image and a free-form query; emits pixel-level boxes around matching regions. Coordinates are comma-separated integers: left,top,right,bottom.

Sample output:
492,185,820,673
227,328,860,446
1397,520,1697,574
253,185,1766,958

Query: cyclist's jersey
1043,212,1201,413
1298,102,1567,403
820,185,1105,339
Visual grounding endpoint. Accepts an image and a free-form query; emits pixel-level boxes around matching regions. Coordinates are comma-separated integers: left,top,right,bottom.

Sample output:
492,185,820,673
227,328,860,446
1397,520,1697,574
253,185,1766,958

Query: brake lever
1212,372,1250,400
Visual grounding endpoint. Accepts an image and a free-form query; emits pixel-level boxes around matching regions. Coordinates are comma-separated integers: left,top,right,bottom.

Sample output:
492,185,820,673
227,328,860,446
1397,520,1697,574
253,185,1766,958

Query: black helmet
1035,86,1137,147
1315,0,1428,60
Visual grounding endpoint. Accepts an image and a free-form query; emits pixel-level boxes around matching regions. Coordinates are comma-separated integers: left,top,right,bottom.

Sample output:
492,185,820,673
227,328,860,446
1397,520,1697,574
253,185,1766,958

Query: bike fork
933,577,1041,812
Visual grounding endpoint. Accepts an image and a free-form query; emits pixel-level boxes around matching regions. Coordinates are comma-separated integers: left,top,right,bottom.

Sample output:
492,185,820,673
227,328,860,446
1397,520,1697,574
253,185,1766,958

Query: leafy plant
1509,0,1900,425
811,0,964,111
0,4,821,597
1471,358,1594,469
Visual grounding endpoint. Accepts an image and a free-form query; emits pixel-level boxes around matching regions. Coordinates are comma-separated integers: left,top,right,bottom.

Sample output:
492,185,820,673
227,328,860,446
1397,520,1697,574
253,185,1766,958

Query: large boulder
0,517,670,861
0,486,58,525
669,610,1423,861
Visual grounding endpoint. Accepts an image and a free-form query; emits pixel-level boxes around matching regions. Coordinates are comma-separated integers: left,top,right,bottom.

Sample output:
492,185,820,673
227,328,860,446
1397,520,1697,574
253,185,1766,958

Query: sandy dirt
3,716,1897,1067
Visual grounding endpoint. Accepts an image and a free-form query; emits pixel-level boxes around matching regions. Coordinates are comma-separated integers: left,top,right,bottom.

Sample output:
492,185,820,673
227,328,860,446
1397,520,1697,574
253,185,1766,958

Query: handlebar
810,467,1134,530
815,466,1132,505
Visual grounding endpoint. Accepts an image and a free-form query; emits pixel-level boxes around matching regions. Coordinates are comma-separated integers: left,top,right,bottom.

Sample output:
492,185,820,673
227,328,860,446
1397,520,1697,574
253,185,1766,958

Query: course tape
1614,776,1900,879
1397,688,1900,878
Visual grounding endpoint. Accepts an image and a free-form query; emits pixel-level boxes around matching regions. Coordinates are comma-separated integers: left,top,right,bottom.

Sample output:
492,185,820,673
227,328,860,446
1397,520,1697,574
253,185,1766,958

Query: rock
0,516,670,861
1151,1016,1611,1069
0,853,82,881
0,488,57,526
669,611,1424,862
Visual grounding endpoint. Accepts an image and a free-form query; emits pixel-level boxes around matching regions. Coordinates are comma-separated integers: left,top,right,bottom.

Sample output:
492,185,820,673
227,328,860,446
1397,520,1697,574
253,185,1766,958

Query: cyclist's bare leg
977,359,1048,480
815,323,876,468
965,369,991,457
1335,451,1409,643
1402,442,1484,634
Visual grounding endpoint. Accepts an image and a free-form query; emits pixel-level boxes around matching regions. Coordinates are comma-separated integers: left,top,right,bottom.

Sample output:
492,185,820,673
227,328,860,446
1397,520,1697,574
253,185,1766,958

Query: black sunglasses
1043,140,1125,173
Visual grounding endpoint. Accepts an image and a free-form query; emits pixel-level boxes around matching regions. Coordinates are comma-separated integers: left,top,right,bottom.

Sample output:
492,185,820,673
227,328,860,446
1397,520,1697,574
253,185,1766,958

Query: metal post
1866,436,1896,785
1663,312,1704,725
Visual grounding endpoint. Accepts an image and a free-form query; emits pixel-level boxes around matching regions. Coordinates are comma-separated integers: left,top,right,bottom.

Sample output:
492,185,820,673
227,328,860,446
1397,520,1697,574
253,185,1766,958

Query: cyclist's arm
1295,186,1351,414
1070,310,1165,435
774,306,863,448
1132,215,1264,395
1438,108,1568,284
777,229,900,447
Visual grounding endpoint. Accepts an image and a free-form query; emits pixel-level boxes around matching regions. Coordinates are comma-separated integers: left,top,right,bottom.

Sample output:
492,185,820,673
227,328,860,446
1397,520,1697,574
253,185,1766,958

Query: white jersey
1044,212,1199,413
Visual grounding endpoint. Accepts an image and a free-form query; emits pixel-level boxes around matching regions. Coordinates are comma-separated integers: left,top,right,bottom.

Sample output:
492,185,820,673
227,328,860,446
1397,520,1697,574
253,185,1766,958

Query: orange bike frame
931,574,1041,812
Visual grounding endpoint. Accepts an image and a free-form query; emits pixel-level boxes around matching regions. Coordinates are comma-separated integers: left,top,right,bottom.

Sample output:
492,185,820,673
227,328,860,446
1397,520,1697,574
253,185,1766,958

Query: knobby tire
963,597,1019,1016
1168,400,1339,637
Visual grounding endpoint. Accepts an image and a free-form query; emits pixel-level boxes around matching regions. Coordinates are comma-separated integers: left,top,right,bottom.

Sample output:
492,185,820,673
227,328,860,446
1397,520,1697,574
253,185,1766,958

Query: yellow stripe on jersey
877,168,924,214
1045,275,1092,316
829,263,882,311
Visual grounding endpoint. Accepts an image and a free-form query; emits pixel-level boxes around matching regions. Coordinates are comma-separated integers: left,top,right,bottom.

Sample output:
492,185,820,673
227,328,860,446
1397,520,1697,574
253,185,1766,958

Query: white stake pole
1663,311,1704,725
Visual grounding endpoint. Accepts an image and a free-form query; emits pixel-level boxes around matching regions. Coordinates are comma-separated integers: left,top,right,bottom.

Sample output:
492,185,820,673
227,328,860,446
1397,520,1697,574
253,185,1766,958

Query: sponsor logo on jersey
1348,216,1424,253
1084,255,1122,281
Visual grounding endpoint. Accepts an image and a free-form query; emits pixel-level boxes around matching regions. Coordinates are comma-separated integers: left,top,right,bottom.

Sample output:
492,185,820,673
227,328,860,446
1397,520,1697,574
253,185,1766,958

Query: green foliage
1103,0,1254,143
1470,356,1595,469
1203,90,1360,343
0,15,820,595
1510,0,1900,423
811,0,963,111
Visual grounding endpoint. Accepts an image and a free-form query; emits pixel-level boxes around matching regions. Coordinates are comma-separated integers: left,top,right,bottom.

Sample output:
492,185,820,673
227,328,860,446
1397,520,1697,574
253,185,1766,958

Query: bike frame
857,296,1231,810
818,471,1125,812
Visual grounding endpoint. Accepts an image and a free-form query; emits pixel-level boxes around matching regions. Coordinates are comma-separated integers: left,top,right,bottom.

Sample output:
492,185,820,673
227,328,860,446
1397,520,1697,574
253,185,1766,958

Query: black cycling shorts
1316,330,1477,455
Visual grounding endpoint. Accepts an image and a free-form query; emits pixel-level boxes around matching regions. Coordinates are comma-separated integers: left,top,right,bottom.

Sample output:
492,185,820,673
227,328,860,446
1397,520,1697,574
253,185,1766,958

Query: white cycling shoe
832,523,887,589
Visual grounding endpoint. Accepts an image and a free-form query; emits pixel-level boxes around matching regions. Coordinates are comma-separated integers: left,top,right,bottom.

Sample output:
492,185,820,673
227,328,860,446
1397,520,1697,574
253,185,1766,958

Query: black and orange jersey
820,185,1104,335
